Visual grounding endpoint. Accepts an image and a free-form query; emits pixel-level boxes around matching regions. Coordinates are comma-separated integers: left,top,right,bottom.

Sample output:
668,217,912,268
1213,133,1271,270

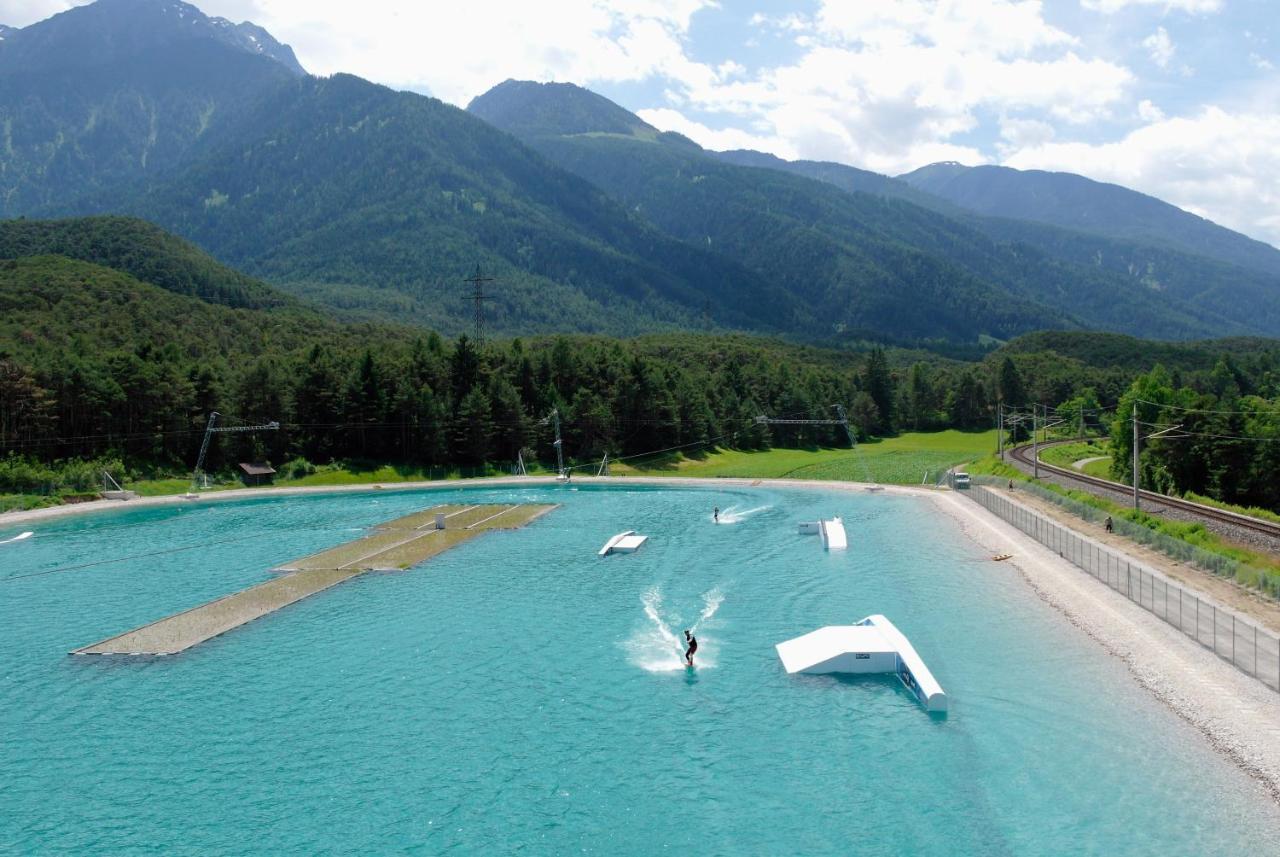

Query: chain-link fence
968,484,1280,693
972,475,1277,596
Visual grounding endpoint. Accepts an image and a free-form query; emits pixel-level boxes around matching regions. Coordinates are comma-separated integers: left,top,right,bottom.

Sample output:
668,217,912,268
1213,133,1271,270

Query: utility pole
1032,404,1040,479
1132,403,1140,511
551,408,565,479
997,402,1004,461
464,265,495,346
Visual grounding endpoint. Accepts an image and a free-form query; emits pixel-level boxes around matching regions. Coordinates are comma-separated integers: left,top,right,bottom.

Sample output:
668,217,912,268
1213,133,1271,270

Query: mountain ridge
900,162,1280,275
468,79,1264,342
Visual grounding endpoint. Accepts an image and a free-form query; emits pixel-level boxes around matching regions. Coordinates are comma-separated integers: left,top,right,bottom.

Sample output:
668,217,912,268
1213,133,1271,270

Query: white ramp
599,531,648,556
775,615,947,713
776,625,898,674
820,517,847,550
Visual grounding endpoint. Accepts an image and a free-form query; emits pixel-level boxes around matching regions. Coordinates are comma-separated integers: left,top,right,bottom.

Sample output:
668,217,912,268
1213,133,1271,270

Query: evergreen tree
862,347,895,435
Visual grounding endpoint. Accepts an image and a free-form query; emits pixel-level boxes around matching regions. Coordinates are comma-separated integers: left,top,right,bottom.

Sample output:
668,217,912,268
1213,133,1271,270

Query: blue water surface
1,484,1277,855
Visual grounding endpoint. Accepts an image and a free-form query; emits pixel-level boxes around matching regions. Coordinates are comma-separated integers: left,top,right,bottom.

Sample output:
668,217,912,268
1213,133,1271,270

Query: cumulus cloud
0,0,86,26
1080,0,1223,12
178,0,717,106
636,107,793,155
1005,107,1280,246
1137,98,1165,121
1142,27,1174,68
643,1,1131,175
998,116,1056,153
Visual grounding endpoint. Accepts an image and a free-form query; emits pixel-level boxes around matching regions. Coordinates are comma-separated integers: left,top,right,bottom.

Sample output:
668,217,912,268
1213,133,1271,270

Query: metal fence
968,484,1280,693
972,475,1278,597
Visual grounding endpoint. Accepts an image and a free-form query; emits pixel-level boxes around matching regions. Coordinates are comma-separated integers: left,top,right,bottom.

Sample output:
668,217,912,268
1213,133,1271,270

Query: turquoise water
2,484,1277,854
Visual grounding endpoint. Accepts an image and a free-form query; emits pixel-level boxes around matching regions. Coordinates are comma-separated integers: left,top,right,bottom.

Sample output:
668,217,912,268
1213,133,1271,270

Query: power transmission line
463,265,495,345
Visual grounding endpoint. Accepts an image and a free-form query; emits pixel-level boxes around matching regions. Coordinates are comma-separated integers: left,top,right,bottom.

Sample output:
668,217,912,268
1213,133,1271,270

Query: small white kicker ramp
599,531,648,556
820,517,847,550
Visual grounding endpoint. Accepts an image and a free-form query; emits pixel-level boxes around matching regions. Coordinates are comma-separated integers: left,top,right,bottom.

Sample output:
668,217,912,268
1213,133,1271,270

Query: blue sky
8,0,1279,246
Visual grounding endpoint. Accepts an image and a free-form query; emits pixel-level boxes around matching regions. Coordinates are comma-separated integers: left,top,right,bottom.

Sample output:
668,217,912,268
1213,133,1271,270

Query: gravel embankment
934,490,1280,803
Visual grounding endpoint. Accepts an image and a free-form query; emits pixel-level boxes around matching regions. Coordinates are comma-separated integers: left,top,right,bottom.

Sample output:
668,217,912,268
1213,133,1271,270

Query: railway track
1007,441,1280,542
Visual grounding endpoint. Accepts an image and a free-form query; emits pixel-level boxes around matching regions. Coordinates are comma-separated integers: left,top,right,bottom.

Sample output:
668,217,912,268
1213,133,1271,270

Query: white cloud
1137,98,1164,121
0,0,85,27
1080,0,1223,13
636,107,794,155
1142,26,1174,68
651,1,1132,175
183,0,718,106
1005,107,1280,246
998,116,1056,153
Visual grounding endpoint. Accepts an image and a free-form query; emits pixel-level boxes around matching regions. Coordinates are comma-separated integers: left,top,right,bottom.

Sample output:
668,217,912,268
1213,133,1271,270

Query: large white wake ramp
776,615,947,713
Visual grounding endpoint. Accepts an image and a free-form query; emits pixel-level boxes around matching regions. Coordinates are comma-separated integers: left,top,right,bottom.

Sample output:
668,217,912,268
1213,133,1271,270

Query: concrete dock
72,503,555,656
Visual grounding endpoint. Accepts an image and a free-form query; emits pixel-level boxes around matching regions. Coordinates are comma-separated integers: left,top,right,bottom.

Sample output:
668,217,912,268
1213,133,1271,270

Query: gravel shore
933,490,1280,803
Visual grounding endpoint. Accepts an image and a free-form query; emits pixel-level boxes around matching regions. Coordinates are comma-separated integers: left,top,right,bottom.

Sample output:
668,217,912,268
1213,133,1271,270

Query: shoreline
931,490,1280,803
0,474,927,527
6,474,1278,800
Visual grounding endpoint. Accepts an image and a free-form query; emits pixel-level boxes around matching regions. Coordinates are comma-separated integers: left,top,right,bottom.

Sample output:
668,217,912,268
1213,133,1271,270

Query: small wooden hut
238,462,276,487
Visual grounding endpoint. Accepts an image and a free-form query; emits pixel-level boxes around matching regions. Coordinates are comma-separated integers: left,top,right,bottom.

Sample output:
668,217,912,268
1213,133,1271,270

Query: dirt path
1071,455,1108,471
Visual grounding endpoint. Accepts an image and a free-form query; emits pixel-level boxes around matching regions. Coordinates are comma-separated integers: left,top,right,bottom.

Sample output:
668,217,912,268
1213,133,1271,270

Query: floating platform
775,615,947,713
72,503,555,656
820,517,847,550
599,530,648,556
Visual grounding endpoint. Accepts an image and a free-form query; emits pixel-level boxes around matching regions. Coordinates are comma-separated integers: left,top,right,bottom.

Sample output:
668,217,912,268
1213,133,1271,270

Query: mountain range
3,0,1279,347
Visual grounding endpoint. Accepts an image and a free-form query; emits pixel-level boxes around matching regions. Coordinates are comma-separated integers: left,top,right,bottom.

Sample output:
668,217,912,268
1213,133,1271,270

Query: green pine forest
3,217,1280,513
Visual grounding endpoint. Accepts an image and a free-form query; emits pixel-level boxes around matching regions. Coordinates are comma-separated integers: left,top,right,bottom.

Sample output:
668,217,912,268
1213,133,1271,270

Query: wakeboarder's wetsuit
685,632,698,665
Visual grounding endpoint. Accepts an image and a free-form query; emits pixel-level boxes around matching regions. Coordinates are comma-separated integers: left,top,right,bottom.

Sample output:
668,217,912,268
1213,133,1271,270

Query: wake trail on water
714,505,771,525
624,585,724,672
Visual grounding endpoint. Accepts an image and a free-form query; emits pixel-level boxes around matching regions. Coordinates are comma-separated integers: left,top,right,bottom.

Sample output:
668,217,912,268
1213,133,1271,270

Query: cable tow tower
186,411,280,498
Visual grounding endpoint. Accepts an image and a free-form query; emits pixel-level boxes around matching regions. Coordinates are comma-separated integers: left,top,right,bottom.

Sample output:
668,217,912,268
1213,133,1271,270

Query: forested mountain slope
724,149,1280,336
469,80,1259,342
900,162,1280,277
0,221,865,472
0,216,297,309
712,149,961,215
8,0,1279,346
4,1,798,338
0,0,303,217
100,73,793,335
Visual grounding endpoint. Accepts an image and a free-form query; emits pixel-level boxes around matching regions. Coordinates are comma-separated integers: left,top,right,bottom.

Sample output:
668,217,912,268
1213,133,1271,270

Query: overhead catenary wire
1137,399,1280,417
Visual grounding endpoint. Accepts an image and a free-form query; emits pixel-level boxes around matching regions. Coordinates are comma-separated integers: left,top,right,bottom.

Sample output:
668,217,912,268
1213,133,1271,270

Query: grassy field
1038,441,1113,478
113,431,997,499
125,463,513,496
612,430,997,484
